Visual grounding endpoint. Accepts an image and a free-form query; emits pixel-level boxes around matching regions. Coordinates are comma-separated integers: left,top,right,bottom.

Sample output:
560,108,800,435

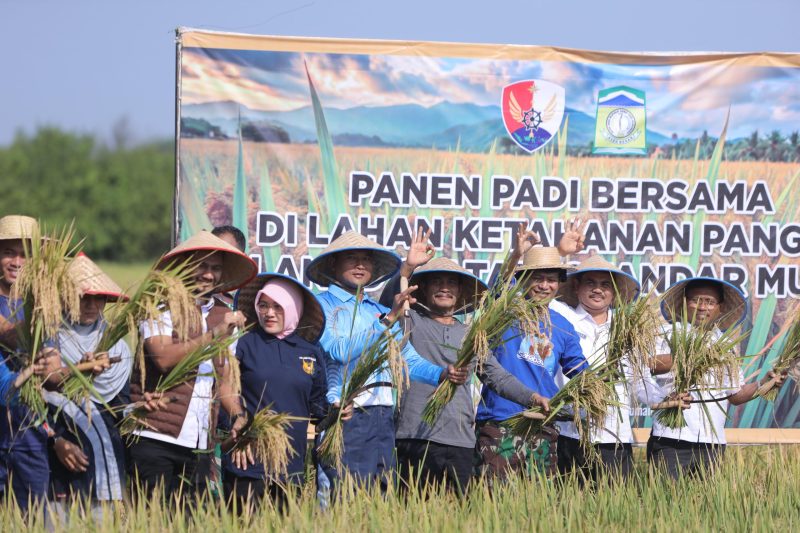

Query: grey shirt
394,309,536,448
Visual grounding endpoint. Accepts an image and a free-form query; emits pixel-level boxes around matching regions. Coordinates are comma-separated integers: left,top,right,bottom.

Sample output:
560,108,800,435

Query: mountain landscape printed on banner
181,100,671,151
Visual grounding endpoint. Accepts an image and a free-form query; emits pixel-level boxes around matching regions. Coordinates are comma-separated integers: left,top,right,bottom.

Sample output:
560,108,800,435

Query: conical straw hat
67,252,129,302
0,215,39,241
156,230,257,293
557,255,640,308
409,257,487,314
305,231,401,288
514,247,575,274
235,273,325,343
660,277,746,331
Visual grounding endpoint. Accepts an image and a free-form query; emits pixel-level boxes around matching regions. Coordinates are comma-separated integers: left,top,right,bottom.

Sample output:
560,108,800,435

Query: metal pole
172,27,184,247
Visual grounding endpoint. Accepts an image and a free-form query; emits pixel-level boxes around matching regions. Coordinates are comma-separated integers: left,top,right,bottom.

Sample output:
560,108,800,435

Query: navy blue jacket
222,328,328,482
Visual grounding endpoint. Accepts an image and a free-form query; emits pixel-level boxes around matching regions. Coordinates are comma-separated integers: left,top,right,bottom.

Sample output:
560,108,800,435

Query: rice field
2,445,799,531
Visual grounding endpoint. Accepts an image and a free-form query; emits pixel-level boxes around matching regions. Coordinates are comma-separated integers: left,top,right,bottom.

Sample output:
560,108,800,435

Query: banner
175,28,800,440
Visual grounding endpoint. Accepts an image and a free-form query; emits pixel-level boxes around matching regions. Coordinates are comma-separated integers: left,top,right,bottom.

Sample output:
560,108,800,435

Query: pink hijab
255,278,304,339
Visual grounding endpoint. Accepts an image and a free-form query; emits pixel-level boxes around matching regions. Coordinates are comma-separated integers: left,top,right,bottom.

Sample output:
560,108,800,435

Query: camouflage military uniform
474,421,559,482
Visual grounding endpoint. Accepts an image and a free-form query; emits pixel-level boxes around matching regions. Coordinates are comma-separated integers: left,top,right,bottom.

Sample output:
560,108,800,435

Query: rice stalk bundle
421,263,549,425
604,288,660,383
653,312,744,429
317,329,402,470
506,366,619,453
119,332,241,435
9,223,82,421
228,408,302,476
755,309,800,401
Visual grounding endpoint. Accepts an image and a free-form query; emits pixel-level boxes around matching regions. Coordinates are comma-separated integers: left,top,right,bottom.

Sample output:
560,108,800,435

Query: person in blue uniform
220,273,328,510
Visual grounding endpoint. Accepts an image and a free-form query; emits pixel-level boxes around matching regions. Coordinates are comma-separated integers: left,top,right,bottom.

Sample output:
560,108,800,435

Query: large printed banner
175,29,800,441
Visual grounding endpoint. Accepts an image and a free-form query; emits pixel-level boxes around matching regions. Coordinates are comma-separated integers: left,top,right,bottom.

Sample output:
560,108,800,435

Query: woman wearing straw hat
381,229,551,494
306,230,468,489
217,273,328,510
127,230,257,499
475,244,589,480
552,255,657,481
649,277,787,478
43,252,132,520
0,215,62,511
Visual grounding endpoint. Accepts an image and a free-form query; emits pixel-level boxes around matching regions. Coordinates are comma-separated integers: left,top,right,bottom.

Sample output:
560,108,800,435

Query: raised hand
512,221,541,258
400,224,435,278
386,284,418,323
557,217,587,257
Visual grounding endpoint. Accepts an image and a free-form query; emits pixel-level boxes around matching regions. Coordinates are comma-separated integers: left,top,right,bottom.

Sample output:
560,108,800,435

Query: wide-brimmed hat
514,247,575,275
156,230,257,293
235,273,325,343
305,231,401,288
67,252,129,302
660,277,747,331
0,215,39,242
409,257,488,314
557,255,640,308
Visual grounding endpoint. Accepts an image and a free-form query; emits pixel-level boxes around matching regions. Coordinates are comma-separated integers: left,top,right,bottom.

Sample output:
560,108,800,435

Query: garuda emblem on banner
501,80,566,153
592,86,647,155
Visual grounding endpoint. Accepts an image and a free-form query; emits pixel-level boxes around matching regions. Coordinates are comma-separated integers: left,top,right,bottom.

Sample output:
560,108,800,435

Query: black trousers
557,435,633,484
223,475,297,514
128,437,210,501
396,438,473,495
647,436,725,479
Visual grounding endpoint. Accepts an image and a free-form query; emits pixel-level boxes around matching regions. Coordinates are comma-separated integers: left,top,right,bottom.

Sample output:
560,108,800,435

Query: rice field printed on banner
176,33,800,432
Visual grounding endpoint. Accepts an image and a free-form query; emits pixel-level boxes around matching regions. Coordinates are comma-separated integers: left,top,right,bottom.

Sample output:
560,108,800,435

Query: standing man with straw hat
649,277,786,479
552,255,651,480
0,215,62,510
475,242,588,480
127,230,257,499
382,229,551,494
45,252,132,519
306,230,468,488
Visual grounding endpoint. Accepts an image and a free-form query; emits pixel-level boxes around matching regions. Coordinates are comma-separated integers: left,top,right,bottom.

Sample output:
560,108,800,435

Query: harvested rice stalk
227,408,302,476
421,262,548,425
653,311,745,429
119,332,242,435
755,308,800,401
506,366,619,454
317,328,402,471
604,287,660,383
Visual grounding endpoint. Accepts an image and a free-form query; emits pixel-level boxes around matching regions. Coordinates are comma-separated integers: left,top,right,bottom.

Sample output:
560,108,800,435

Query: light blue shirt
317,284,443,407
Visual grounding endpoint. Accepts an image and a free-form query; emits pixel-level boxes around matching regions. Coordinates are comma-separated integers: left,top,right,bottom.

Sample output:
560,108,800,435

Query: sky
1,0,798,146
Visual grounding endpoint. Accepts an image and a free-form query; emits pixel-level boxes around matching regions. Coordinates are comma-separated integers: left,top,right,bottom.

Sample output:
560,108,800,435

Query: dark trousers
647,435,725,479
223,475,297,514
396,439,473,495
0,447,49,511
556,435,633,484
340,405,395,488
128,437,210,500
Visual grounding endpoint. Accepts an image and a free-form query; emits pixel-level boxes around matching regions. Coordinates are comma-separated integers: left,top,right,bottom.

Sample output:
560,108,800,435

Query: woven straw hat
409,257,488,314
235,273,325,343
557,255,640,308
305,231,401,288
0,215,39,242
514,247,575,274
156,230,257,293
660,277,746,331
67,252,129,302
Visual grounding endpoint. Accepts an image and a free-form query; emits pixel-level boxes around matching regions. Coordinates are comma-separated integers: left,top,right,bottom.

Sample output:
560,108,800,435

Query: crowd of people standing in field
0,213,791,519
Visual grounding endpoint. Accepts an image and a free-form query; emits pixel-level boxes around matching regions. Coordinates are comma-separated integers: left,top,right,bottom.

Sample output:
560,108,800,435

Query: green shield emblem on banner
592,86,647,155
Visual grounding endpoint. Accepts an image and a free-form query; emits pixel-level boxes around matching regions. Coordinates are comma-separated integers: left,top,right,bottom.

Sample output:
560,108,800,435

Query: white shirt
136,298,218,449
650,325,742,445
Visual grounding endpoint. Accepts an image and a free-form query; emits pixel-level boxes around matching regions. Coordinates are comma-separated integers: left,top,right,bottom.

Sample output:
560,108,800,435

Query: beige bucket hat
557,255,640,308
409,257,488,314
156,230,258,293
235,273,325,343
305,231,401,288
660,277,747,331
0,215,39,242
67,252,129,302
514,247,575,275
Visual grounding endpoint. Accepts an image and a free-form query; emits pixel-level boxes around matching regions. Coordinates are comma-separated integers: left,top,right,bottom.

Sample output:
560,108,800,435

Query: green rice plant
653,310,745,429
754,308,800,401
119,331,242,436
9,223,82,421
226,407,302,476
604,287,661,382
421,256,549,425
